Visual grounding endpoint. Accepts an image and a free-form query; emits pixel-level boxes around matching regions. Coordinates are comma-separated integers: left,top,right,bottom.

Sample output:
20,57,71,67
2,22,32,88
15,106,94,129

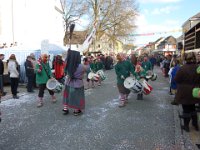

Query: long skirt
63,85,85,110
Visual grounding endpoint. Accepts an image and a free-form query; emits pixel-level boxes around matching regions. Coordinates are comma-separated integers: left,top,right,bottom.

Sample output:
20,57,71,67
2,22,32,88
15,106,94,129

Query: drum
88,72,100,82
46,78,63,93
96,70,106,81
151,73,157,81
124,77,143,93
139,79,153,95
146,70,153,79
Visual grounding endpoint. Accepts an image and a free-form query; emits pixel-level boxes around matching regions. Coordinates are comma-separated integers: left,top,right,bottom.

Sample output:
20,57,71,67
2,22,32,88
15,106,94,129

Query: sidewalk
160,68,200,150
1,83,29,102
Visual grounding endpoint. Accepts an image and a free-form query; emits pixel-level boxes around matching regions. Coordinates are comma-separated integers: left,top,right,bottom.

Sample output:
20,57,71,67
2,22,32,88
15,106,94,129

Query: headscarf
65,49,81,78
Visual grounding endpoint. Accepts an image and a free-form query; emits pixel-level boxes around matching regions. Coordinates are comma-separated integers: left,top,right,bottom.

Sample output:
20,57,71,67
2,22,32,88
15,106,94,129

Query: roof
154,37,164,43
182,12,200,27
160,36,176,45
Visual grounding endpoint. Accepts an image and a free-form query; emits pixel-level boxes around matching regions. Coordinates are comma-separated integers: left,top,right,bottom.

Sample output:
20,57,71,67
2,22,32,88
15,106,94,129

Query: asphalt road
0,66,184,150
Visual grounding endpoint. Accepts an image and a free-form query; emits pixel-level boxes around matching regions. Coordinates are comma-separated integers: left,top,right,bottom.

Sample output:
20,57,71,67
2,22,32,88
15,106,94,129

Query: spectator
149,55,157,70
174,52,200,132
169,59,180,105
53,55,65,84
25,56,35,92
163,55,171,77
0,54,6,96
30,53,37,88
7,54,19,99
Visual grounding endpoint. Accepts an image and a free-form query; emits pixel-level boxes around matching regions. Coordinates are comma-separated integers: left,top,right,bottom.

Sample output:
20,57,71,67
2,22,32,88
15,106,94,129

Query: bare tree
57,0,87,46
85,0,138,48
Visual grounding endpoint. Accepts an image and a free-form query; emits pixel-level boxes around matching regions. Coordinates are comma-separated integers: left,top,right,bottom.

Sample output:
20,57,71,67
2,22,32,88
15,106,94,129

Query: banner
120,29,182,37
78,9,100,52
78,20,98,52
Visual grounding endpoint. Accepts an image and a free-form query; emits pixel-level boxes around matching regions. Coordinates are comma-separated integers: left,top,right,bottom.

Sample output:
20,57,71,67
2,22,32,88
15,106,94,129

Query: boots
137,93,143,100
191,112,199,131
179,113,191,132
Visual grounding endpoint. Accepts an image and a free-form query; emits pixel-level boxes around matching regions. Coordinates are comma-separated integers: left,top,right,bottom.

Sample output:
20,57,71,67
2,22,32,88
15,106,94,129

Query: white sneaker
118,101,125,107
37,102,43,108
52,95,57,103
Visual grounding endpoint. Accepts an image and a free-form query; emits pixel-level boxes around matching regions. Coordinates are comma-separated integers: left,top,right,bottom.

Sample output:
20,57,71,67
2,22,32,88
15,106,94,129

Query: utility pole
11,0,15,43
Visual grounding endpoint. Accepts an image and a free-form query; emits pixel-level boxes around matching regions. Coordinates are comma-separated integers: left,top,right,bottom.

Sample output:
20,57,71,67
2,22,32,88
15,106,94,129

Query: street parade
0,0,200,149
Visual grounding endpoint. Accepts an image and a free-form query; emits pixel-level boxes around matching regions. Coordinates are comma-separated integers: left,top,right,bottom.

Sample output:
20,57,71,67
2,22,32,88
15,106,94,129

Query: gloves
121,75,125,79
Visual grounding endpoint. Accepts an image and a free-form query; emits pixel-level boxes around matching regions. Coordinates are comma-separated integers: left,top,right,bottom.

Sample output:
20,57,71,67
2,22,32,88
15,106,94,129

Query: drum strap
41,63,50,79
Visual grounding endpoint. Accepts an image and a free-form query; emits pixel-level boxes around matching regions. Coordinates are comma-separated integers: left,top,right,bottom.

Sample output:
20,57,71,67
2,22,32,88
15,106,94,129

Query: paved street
0,67,196,150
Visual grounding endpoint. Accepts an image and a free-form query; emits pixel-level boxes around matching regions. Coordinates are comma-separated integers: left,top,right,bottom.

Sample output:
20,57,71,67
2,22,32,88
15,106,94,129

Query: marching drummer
115,53,135,107
35,54,56,107
134,64,147,100
95,57,104,86
141,56,152,72
89,56,96,88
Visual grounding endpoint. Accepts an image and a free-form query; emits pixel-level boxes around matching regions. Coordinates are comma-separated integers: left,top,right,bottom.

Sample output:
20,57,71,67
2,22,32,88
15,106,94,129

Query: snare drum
88,72,100,82
96,70,106,81
139,78,153,95
46,78,63,93
124,77,143,93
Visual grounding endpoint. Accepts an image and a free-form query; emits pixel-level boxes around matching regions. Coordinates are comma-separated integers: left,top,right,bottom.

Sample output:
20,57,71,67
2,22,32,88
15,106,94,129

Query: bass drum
88,72,100,82
46,78,63,93
139,78,153,95
124,77,143,93
96,70,106,81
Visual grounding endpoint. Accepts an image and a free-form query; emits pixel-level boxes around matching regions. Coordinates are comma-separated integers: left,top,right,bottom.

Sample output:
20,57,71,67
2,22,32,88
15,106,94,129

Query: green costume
35,62,52,84
115,60,135,84
134,70,147,80
141,61,152,72
96,61,104,71
90,63,96,72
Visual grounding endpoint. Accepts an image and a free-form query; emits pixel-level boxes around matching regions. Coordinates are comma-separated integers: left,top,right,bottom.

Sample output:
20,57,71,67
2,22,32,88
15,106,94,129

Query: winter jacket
175,63,200,105
25,59,34,76
7,60,19,78
115,60,135,84
141,61,152,72
35,62,52,84
0,59,4,75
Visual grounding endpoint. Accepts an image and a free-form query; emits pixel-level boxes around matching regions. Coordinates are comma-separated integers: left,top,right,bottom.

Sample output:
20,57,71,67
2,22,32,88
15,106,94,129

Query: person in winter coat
0,54,6,96
115,53,135,107
174,52,200,132
169,59,180,105
25,56,35,92
35,54,56,107
7,54,19,99
53,55,65,84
